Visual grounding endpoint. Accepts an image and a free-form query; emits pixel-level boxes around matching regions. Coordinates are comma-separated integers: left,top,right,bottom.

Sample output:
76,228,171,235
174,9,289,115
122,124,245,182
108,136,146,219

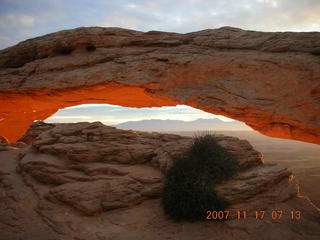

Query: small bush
85,45,96,51
54,46,74,55
162,134,239,221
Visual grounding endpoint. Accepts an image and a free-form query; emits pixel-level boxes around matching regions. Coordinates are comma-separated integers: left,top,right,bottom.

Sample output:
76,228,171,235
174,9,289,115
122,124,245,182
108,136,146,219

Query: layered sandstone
19,120,56,144
0,122,319,240
0,27,320,144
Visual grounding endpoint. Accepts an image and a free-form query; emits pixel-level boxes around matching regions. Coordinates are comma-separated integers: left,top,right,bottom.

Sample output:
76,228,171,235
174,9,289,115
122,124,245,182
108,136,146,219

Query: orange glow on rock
0,84,179,143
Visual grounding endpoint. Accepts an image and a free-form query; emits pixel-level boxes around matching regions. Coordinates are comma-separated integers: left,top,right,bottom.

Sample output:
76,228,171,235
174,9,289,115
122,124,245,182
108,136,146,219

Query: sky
0,0,319,49
45,104,235,125
1,0,319,125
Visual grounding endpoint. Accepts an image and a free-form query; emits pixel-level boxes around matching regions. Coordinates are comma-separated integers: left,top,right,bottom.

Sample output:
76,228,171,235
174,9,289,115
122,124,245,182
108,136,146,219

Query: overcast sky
1,0,319,49
1,0,319,125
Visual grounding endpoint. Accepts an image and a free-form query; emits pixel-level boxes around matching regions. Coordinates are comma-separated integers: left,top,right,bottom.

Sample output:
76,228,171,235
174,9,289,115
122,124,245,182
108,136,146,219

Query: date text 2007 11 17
206,210,301,220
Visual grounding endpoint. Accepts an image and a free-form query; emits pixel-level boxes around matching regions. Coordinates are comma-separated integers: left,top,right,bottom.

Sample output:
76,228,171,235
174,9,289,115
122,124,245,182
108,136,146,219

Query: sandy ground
168,131,320,208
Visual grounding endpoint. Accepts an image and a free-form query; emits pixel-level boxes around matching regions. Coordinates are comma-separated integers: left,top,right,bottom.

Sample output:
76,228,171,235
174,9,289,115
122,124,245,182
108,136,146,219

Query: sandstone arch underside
0,26,319,144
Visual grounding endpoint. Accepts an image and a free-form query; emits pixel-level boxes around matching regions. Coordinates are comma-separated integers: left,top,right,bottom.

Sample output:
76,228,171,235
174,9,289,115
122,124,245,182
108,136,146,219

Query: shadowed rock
0,122,319,239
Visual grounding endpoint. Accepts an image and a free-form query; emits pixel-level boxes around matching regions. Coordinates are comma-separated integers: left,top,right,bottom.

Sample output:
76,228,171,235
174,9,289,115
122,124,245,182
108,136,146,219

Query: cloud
48,116,92,119
102,12,151,30
0,13,34,28
94,0,320,34
45,104,235,124
0,0,319,49
0,35,10,43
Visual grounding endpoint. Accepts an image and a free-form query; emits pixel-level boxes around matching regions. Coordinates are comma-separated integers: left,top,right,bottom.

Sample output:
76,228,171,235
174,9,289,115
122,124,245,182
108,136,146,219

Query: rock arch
0,26,319,144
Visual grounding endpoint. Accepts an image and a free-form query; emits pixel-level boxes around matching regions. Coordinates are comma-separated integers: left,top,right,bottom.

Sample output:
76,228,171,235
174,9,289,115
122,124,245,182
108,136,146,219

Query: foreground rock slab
0,27,320,144
0,122,319,240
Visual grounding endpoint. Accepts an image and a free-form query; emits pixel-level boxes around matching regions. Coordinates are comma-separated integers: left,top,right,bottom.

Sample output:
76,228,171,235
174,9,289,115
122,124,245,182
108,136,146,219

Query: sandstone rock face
0,122,319,240
0,141,26,151
1,27,320,144
19,120,56,144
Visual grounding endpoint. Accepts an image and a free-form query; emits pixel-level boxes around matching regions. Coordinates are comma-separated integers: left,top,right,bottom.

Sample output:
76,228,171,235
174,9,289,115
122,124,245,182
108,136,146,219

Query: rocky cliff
0,122,319,240
0,27,320,144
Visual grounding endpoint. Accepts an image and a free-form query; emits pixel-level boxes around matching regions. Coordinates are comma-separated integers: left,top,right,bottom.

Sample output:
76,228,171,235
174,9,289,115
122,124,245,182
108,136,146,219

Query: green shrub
162,134,239,221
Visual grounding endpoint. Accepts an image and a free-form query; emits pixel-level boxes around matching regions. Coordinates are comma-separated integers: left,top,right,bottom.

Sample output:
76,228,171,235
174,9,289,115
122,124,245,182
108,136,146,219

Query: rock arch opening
14,100,253,144
0,84,180,143
44,103,248,130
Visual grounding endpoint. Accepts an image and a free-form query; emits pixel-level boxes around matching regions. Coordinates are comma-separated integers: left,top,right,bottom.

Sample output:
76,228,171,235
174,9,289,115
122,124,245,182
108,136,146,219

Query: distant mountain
114,118,252,131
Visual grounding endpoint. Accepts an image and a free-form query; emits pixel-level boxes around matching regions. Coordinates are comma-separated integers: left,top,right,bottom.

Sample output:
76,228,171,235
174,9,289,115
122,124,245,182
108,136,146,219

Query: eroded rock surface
19,120,56,144
0,122,319,240
0,27,320,144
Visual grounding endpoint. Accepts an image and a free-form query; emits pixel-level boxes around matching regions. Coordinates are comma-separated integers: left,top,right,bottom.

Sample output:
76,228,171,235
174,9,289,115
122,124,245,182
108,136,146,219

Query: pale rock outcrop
0,122,319,240
0,27,320,144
